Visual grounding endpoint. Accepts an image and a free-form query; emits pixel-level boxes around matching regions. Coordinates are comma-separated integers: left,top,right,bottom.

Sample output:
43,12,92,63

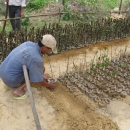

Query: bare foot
13,89,26,97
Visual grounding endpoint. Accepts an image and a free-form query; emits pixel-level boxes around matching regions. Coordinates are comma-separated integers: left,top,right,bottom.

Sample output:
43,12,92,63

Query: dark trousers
8,6,21,30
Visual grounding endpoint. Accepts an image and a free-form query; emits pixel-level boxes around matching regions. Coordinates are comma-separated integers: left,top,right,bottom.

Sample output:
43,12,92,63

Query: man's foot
13,89,26,97
14,91,28,100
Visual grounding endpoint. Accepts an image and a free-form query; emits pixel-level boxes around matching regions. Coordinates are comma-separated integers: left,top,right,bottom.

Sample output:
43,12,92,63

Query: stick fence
0,16,130,63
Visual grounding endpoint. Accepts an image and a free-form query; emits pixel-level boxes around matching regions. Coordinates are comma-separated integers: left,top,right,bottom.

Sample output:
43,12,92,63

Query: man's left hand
21,12,25,17
43,76,49,82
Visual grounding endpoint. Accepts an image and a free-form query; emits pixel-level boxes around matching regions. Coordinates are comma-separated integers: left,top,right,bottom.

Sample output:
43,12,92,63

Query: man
0,34,57,99
5,0,27,30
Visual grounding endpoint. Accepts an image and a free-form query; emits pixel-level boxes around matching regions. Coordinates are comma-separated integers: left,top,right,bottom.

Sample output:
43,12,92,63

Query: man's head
40,34,57,54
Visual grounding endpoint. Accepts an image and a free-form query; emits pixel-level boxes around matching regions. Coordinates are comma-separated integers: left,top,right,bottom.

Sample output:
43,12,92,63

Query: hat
41,34,57,54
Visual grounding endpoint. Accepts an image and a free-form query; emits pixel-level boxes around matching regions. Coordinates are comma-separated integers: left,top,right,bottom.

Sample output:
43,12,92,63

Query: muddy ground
0,37,130,130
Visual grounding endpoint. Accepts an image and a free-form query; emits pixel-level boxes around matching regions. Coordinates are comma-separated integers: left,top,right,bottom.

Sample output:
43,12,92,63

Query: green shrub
61,4,71,21
27,0,50,12
21,17,30,26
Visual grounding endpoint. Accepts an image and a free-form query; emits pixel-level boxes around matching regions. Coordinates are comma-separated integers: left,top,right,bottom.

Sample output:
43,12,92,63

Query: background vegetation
0,0,130,32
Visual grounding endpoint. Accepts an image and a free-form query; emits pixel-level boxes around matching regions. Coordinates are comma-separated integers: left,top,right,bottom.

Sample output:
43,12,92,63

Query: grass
0,21,12,32
0,14,74,33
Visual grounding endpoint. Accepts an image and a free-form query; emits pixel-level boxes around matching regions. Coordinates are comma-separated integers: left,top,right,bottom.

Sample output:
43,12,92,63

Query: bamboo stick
119,0,123,15
0,11,124,22
2,2,8,33
23,65,41,130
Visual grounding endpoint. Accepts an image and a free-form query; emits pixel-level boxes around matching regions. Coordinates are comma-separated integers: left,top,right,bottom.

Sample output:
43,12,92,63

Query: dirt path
0,37,130,130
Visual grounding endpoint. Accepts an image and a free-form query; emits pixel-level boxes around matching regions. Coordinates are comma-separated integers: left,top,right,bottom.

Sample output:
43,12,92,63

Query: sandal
14,91,28,100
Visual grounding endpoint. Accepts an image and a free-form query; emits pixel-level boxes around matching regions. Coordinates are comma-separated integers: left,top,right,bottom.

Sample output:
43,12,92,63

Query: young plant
112,72,116,77
83,51,88,71
47,57,54,78
91,50,98,73
123,45,129,57
66,56,70,74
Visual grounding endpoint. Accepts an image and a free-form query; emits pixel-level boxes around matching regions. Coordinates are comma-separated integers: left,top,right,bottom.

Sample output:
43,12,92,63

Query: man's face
41,46,52,54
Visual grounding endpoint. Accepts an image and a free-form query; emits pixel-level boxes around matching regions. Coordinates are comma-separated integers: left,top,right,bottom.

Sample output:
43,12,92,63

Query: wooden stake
2,2,8,33
119,0,123,15
23,65,41,130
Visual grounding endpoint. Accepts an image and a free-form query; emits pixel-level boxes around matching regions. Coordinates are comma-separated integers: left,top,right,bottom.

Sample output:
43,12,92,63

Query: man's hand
46,82,55,90
21,7,25,17
43,75,49,82
21,11,25,17
37,78,56,90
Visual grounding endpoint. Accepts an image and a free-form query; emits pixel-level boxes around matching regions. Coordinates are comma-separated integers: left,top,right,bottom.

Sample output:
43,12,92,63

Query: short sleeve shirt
0,41,43,88
8,0,27,7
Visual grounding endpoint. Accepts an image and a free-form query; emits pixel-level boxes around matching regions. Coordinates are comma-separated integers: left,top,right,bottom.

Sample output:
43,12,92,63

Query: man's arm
21,0,27,17
28,61,54,88
36,79,55,89
21,7,25,17
42,66,49,82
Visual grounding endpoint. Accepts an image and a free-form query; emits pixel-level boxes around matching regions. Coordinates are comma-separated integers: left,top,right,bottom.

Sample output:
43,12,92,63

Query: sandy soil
0,37,130,130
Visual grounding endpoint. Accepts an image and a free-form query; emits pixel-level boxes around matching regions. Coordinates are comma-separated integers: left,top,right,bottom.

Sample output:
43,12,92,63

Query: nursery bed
0,37,130,130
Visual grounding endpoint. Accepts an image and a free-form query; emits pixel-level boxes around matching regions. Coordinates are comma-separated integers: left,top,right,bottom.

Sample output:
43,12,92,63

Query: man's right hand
46,82,55,90
37,79,56,90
